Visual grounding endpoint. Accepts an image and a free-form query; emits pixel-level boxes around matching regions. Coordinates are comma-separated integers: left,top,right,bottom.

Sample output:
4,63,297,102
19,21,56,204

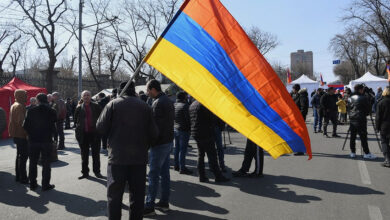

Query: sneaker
179,168,193,175
143,207,156,216
363,154,377,160
382,162,390,168
155,201,169,212
350,153,356,158
232,170,249,177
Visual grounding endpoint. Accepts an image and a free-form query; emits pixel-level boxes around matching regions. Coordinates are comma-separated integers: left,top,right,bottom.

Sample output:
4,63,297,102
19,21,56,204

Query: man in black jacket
144,79,175,216
298,88,309,121
23,93,56,191
97,93,110,150
349,84,376,159
311,88,324,133
189,100,229,183
376,87,390,167
290,84,305,155
97,81,159,220
74,90,103,180
173,91,192,174
320,87,340,138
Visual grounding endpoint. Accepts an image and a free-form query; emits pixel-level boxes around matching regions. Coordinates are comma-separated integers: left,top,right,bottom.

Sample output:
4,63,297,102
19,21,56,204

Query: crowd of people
291,83,390,164
3,79,265,220
3,77,389,219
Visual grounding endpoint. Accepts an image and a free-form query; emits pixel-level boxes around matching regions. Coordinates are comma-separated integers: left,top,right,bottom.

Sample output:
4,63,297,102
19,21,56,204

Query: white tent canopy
286,75,320,106
349,72,388,94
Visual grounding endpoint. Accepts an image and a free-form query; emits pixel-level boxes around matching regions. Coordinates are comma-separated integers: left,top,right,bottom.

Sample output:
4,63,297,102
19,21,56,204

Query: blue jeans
313,107,323,131
214,126,225,168
174,130,190,170
146,143,172,207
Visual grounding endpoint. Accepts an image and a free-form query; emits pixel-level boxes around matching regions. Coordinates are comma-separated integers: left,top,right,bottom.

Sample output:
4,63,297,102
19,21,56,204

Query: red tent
0,77,47,139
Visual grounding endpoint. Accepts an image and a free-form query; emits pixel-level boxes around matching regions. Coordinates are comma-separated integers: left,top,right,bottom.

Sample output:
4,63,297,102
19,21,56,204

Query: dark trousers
65,114,71,128
350,122,370,154
29,142,52,187
195,139,222,178
14,138,28,181
323,111,338,135
240,139,264,175
79,132,101,175
54,121,65,148
107,164,146,220
380,134,389,154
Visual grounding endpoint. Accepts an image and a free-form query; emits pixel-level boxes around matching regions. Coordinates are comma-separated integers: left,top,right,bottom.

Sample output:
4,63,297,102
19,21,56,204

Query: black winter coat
299,90,309,116
151,93,175,146
189,101,215,141
23,104,57,143
349,93,370,124
320,93,338,115
74,102,102,143
291,92,301,109
96,95,159,165
376,96,390,138
311,93,321,109
174,100,191,132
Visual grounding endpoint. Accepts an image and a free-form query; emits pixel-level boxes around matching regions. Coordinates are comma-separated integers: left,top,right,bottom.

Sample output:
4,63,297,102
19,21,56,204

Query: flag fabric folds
145,0,311,159
387,64,390,82
287,68,292,84
320,73,325,86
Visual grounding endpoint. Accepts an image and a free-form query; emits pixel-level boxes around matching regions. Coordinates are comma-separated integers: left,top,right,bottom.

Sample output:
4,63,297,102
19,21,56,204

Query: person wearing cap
23,93,57,191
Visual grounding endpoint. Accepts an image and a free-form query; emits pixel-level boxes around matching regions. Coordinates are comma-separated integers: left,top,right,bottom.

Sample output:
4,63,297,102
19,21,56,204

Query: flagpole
119,0,191,96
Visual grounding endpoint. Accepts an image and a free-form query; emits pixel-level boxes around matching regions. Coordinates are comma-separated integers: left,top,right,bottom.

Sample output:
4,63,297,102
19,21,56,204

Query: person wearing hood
376,87,390,167
298,88,309,121
9,89,29,184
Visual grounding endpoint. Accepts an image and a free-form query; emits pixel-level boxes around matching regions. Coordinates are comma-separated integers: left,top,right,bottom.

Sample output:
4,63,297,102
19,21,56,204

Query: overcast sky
221,0,354,82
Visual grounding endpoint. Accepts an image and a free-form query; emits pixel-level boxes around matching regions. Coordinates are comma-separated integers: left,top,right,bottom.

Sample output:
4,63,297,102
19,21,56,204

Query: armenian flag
320,73,325,86
387,63,390,82
145,0,311,159
287,68,292,84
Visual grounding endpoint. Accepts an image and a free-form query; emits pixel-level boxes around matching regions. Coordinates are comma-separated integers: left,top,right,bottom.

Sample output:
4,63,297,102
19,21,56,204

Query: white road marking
358,160,371,185
368,205,383,220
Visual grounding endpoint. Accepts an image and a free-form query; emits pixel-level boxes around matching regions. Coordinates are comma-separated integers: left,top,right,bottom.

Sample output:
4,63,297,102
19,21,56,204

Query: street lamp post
78,0,84,98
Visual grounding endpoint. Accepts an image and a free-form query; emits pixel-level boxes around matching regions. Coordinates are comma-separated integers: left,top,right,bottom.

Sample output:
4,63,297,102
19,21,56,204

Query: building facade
291,50,313,78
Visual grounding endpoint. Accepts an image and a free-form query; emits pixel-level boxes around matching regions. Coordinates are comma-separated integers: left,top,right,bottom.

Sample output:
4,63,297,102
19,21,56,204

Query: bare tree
0,30,21,75
344,0,390,55
329,28,366,79
271,62,288,85
333,61,356,84
247,26,279,55
13,0,75,92
104,44,123,87
10,49,21,76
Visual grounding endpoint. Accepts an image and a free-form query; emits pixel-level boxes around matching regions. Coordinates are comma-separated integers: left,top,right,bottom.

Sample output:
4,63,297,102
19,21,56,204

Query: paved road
0,111,388,220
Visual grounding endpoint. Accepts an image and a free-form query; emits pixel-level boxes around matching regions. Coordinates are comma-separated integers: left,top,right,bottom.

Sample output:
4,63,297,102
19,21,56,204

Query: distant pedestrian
373,87,383,113
298,88,309,121
173,91,192,175
52,92,67,150
26,97,37,110
189,100,229,183
23,93,57,191
97,81,158,220
9,89,28,184
348,84,376,159
336,97,347,123
232,139,264,178
0,107,6,135
321,87,340,138
144,79,175,216
376,87,390,167
74,90,103,180
311,88,324,133
65,98,73,129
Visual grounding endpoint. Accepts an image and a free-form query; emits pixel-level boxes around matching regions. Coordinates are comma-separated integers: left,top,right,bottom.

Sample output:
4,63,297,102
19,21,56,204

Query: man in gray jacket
97,81,158,220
